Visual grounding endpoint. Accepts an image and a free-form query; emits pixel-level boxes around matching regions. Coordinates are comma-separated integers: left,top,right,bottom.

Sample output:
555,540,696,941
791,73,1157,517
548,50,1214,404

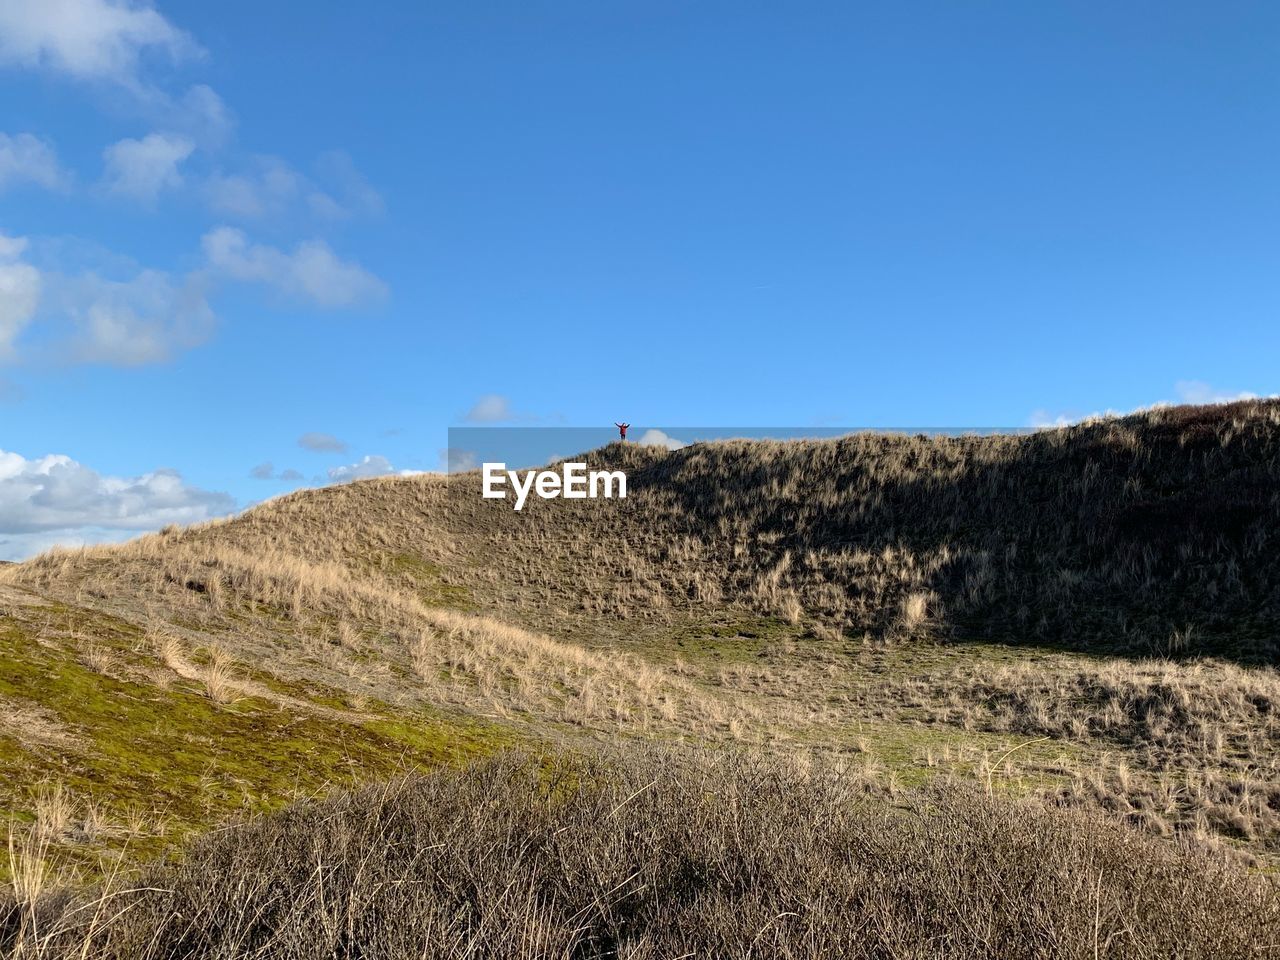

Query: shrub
6,750,1277,959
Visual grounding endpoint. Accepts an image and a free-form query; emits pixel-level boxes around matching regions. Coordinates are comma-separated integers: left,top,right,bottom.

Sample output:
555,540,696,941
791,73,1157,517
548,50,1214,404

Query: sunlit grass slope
1,399,1279,889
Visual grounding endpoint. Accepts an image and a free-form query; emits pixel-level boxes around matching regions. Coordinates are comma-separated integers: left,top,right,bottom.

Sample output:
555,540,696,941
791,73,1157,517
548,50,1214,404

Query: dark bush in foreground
5,751,1279,959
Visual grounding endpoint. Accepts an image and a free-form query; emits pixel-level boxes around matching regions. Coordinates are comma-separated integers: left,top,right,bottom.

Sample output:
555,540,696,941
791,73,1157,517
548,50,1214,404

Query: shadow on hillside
612,401,1280,665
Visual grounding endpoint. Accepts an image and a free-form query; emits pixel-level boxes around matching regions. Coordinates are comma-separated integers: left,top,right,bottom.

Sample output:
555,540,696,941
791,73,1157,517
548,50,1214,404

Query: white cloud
249,461,303,482
636,429,687,450
0,5,231,170
1028,409,1099,428
0,132,69,192
100,132,193,202
205,156,301,219
202,226,387,309
1030,381,1276,428
58,267,214,365
0,233,27,259
441,448,477,472
327,455,418,483
1173,380,1261,405
0,446,234,561
206,152,382,223
0,0,200,89
464,394,513,423
308,151,384,221
458,395,552,424
0,233,40,360
298,432,347,453
0,528,133,560
171,83,232,146
0,231,213,367
0,4,389,363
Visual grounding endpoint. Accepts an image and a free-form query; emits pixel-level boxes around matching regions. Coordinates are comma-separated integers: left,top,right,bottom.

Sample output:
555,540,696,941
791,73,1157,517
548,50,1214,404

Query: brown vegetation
4,751,1277,960
2,400,1280,950
433,399,1280,661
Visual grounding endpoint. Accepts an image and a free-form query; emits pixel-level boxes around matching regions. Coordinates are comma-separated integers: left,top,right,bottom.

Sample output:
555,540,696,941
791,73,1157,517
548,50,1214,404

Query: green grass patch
0,619,518,880
385,552,476,609
646,612,803,664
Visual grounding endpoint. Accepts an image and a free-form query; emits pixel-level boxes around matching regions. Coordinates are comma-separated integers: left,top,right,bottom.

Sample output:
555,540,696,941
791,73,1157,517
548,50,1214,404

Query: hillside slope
2,400,1279,879
25,399,1277,655
443,398,1280,661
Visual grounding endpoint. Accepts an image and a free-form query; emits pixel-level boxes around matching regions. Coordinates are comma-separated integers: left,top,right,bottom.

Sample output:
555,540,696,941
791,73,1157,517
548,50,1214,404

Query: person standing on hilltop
615,422,630,441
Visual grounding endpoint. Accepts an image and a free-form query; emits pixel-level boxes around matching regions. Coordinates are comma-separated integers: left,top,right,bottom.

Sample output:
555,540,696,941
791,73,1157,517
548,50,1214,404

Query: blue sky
1,0,1277,557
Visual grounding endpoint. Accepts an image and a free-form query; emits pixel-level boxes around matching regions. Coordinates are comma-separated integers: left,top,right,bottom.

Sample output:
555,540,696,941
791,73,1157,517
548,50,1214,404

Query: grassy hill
443,399,1280,660
3,400,1280,956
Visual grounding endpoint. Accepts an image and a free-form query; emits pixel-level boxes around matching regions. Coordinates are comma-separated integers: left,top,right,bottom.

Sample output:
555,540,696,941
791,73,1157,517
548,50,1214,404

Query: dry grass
0,702,77,752
4,750,1277,960
5,829,53,914
1,399,1279,910
30,787,73,844
151,633,186,675
21,785,117,852
76,646,113,677
387,398,1280,661
15,400,1280,664
3,536,760,740
854,652,1280,851
896,589,934,637
198,646,239,704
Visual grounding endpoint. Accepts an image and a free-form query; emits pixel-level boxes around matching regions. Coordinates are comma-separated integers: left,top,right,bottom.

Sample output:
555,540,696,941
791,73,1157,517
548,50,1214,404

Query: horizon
3,1,1278,558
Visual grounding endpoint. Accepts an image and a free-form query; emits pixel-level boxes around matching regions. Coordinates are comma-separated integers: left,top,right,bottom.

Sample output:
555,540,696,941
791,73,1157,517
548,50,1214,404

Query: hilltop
464,400,1280,661
63,398,1277,660
2,400,1280,954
